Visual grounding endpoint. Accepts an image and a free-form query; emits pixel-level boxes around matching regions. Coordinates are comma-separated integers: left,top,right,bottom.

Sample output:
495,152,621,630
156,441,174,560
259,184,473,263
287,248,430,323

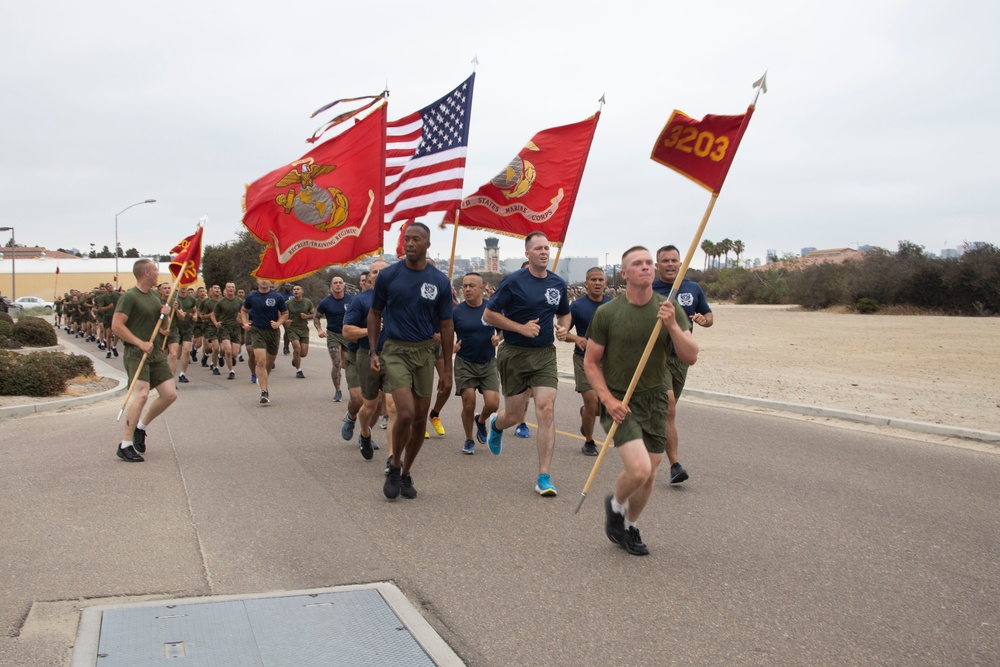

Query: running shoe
463,439,476,455
132,427,147,454
178,374,189,383
623,526,650,556
487,415,503,455
191,349,198,362
116,444,143,462
474,414,488,445
333,390,342,402
106,351,112,359
604,493,626,546
250,374,257,384
582,441,599,456
283,346,290,356
384,454,393,477
112,346,119,358
534,473,557,497
379,415,388,429
384,465,401,499
238,354,244,362
670,462,689,484
296,370,305,379
424,431,430,439
430,416,445,436
341,413,356,441
358,434,374,460
399,473,416,499
228,370,235,380
515,422,530,438
212,366,221,376
260,390,269,404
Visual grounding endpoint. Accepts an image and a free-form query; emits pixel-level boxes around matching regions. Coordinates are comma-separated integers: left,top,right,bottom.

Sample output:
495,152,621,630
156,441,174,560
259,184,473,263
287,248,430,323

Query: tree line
692,241,1000,315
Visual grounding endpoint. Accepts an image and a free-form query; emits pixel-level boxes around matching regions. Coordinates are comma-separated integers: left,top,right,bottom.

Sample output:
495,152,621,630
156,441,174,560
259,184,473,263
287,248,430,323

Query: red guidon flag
243,104,386,282
650,106,754,193
446,112,600,245
169,226,204,286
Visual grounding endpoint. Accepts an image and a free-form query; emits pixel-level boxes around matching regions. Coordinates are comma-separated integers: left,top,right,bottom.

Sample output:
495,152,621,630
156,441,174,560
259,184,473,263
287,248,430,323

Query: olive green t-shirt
586,293,691,395
115,287,165,344
285,297,314,333
213,296,244,326
176,294,197,324
199,297,217,322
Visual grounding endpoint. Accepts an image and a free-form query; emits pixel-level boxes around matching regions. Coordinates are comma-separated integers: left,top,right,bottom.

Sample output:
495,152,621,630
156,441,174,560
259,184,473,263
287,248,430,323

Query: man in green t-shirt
111,259,177,463
200,285,223,374
285,284,315,379
584,245,698,557
174,286,198,382
210,282,244,380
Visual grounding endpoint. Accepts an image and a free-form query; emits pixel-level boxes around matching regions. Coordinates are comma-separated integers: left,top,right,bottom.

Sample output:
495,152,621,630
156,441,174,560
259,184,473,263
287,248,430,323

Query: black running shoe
604,493,626,546
582,440,599,456
384,466,401,499
106,351,112,359
384,455,393,477
400,473,417,499
132,427,147,454
116,445,143,462
191,349,198,362
212,367,221,376
623,526,650,556
112,347,118,358
670,462,689,484
359,434,374,460
260,391,270,404
178,374,189,383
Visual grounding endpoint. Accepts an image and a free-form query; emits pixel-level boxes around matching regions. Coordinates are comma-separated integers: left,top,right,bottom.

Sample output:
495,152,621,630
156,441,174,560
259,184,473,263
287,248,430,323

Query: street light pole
115,199,156,290
0,226,14,300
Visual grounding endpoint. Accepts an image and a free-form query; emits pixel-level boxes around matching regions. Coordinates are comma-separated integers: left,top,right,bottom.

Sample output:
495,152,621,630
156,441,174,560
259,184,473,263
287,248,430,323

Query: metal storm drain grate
73,584,462,666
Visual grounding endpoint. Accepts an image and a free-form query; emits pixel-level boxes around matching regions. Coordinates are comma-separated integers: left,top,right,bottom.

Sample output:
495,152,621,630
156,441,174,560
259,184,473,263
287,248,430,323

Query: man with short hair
585,246,698,555
483,231,570,496
112,259,178,463
337,272,368,442
652,244,713,484
95,283,121,358
174,285,197,383
241,279,288,404
211,282,244,380
315,275,353,398
451,272,500,455
190,286,208,366
369,223,454,500
344,261,390,461
560,267,612,456
284,285,314,379
202,284,224,374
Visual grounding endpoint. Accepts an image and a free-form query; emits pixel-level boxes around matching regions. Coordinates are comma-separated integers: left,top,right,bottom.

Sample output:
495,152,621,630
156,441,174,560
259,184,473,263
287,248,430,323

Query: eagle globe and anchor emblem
274,159,350,231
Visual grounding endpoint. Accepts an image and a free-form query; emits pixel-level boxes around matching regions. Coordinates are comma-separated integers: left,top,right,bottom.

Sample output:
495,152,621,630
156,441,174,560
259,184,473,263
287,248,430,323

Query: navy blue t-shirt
343,290,387,352
371,261,453,342
243,290,287,329
569,294,613,357
652,278,711,319
486,268,569,348
316,293,353,333
452,301,496,364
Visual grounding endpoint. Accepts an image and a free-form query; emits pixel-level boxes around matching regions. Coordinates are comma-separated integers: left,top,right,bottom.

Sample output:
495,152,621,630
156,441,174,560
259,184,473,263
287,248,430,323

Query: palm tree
732,239,745,267
720,238,733,268
701,239,713,271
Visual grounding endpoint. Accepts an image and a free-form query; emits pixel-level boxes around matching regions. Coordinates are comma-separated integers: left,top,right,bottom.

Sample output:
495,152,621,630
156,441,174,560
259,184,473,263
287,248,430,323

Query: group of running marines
98,226,713,556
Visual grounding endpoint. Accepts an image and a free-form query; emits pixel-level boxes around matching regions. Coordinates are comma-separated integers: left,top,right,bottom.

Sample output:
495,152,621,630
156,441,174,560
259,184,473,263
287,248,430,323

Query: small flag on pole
650,107,754,194
169,226,204,286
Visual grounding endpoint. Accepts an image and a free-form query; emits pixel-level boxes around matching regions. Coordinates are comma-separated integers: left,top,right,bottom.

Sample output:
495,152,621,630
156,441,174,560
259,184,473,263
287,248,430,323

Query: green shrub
0,311,13,326
0,317,12,338
0,352,67,396
11,316,57,347
856,298,879,314
21,351,94,380
0,335,21,349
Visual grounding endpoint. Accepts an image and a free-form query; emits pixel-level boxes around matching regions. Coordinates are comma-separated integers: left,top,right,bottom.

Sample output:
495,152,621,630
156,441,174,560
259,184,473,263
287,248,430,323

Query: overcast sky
2,0,997,270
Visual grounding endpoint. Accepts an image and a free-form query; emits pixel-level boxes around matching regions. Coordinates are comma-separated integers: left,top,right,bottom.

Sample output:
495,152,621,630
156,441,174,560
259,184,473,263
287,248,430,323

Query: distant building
940,248,959,259
753,248,861,272
553,257,599,285
484,237,500,273
800,247,817,258
766,249,777,264
753,257,761,268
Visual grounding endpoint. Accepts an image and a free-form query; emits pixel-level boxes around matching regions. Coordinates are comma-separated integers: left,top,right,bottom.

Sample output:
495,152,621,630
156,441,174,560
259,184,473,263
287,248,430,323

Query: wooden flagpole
447,211,461,280
574,194,718,513
551,245,563,273
116,260,188,421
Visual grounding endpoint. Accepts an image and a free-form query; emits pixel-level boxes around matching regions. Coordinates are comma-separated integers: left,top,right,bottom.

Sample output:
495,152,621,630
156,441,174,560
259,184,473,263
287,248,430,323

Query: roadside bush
0,317,12,338
0,335,21,349
787,262,851,310
703,268,787,304
21,351,94,380
11,316,57,347
0,311,12,325
856,298,879,314
0,352,67,396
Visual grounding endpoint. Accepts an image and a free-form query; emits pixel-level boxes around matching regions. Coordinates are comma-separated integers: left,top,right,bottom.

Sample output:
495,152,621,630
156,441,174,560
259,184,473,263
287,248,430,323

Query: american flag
384,74,475,226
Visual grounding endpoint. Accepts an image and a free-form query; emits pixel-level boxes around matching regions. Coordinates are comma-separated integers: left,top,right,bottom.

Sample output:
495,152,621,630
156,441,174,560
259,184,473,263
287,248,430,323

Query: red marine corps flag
169,225,204,286
243,104,387,282
447,112,600,245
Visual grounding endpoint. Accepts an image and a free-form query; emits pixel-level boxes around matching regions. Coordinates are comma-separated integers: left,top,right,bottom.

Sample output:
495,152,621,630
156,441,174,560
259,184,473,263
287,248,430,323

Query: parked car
13,296,54,310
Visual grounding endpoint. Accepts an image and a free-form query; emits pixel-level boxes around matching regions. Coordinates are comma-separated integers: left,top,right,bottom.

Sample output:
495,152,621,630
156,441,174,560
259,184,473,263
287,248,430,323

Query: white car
13,296,54,310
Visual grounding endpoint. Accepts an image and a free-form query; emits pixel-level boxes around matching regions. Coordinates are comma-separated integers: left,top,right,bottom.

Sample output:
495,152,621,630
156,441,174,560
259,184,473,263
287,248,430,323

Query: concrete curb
0,342,127,421
557,371,1000,445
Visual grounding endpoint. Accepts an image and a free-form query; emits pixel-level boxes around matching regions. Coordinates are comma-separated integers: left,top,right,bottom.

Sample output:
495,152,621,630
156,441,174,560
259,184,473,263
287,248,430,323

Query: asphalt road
1,330,998,666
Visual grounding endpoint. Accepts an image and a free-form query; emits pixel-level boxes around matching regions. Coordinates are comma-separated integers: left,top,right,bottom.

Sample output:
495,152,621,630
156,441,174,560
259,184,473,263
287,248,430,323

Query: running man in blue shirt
369,224,454,500
451,272,501,455
240,279,288,404
558,267,612,456
652,244,712,484
315,275,353,402
484,231,571,496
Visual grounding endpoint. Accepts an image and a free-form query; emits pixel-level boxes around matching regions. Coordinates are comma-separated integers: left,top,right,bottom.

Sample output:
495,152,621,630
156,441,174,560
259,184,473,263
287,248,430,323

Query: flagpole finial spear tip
471,55,479,71
199,216,209,226
598,93,606,110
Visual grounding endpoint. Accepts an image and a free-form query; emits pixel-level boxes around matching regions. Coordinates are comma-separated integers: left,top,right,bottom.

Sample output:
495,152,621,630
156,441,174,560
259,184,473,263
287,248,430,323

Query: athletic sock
491,421,503,434
137,422,147,431
625,519,637,531
611,497,627,516
120,441,132,450
430,410,439,419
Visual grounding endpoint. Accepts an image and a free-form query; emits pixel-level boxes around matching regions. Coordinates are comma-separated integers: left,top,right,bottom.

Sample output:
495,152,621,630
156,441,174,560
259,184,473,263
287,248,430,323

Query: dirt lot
556,304,1000,434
